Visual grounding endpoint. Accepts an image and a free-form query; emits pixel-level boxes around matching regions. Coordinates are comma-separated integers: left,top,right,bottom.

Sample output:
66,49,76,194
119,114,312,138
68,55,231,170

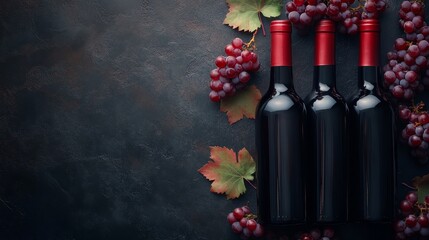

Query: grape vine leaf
413,173,429,203
220,85,262,124
198,146,256,199
224,0,282,32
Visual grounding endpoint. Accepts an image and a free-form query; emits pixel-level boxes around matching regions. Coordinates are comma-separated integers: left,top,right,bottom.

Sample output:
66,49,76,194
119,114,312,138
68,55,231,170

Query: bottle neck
270,66,294,89
270,28,293,90
358,66,381,94
313,65,336,91
315,31,335,66
313,29,335,91
271,31,292,67
359,26,380,94
359,31,379,67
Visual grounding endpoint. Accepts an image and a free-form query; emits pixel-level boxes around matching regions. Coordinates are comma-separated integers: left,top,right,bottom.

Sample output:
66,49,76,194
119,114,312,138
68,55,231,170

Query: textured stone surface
0,0,428,239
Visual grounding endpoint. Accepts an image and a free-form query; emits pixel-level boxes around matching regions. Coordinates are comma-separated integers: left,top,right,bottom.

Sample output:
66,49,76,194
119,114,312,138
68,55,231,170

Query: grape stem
258,11,266,36
402,182,418,191
258,0,266,36
417,202,428,215
245,213,258,219
411,102,427,127
349,0,369,12
245,178,257,190
349,4,363,12
350,6,361,12
412,101,426,113
245,31,258,51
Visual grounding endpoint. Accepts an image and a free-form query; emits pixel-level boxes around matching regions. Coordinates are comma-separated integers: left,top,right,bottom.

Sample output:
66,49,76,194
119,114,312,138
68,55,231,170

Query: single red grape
232,38,243,49
246,219,257,231
233,207,245,220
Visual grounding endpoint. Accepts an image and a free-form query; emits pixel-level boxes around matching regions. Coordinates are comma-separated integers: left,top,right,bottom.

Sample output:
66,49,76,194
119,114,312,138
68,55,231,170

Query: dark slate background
0,0,428,239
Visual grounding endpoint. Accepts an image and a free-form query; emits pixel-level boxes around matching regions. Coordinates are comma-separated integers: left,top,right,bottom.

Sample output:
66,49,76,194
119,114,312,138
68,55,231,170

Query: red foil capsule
270,20,292,66
315,20,335,66
359,19,380,66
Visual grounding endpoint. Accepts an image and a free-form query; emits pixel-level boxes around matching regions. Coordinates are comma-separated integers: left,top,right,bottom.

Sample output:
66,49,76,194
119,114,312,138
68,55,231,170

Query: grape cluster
263,228,336,240
399,103,429,163
383,1,429,101
395,191,429,239
227,206,264,239
383,0,429,162
295,228,336,240
209,38,260,102
285,0,387,34
227,206,337,240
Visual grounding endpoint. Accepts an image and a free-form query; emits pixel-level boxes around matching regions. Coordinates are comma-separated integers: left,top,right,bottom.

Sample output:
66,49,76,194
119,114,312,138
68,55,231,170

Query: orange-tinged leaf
220,85,262,124
223,0,282,32
198,146,256,199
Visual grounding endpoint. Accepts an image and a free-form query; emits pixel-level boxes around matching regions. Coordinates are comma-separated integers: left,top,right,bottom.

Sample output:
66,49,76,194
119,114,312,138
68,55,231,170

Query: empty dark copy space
0,0,428,239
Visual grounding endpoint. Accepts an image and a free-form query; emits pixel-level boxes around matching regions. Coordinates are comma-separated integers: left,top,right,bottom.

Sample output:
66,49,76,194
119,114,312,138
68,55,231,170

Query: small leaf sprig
224,0,283,35
198,146,256,199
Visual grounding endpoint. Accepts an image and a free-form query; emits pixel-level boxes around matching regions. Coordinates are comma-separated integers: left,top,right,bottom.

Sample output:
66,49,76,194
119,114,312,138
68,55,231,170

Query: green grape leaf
198,146,256,199
413,173,429,203
220,85,262,125
224,0,282,32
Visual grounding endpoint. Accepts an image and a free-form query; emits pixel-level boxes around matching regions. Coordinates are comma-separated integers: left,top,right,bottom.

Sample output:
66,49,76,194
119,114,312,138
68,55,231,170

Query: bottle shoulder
305,90,348,112
350,91,393,112
259,89,305,113
306,89,346,101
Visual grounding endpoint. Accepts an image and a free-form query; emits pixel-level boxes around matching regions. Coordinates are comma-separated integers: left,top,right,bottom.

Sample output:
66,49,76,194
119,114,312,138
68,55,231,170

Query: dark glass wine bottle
256,20,306,227
349,19,396,222
305,19,348,224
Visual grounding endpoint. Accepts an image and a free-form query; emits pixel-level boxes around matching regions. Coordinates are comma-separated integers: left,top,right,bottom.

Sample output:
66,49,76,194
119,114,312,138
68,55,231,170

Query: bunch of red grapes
383,1,429,101
294,228,336,240
285,0,387,34
399,103,429,162
395,191,429,239
383,0,429,162
209,38,260,102
226,206,336,240
227,206,264,239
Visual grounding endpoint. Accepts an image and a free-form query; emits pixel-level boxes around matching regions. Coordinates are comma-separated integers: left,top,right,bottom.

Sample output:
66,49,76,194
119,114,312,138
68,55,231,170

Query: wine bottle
256,20,306,227
305,19,348,223
349,19,395,222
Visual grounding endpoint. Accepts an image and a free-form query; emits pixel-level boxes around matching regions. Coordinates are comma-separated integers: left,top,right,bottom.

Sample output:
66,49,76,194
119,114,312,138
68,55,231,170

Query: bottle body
256,20,307,226
349,69,396,222
257,67,306,226
306,69,348,223
349,19,396,222
305,20,348,223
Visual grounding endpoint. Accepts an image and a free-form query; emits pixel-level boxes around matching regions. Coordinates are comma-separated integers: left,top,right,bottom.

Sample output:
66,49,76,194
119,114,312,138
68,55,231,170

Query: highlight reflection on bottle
256,20,306,226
